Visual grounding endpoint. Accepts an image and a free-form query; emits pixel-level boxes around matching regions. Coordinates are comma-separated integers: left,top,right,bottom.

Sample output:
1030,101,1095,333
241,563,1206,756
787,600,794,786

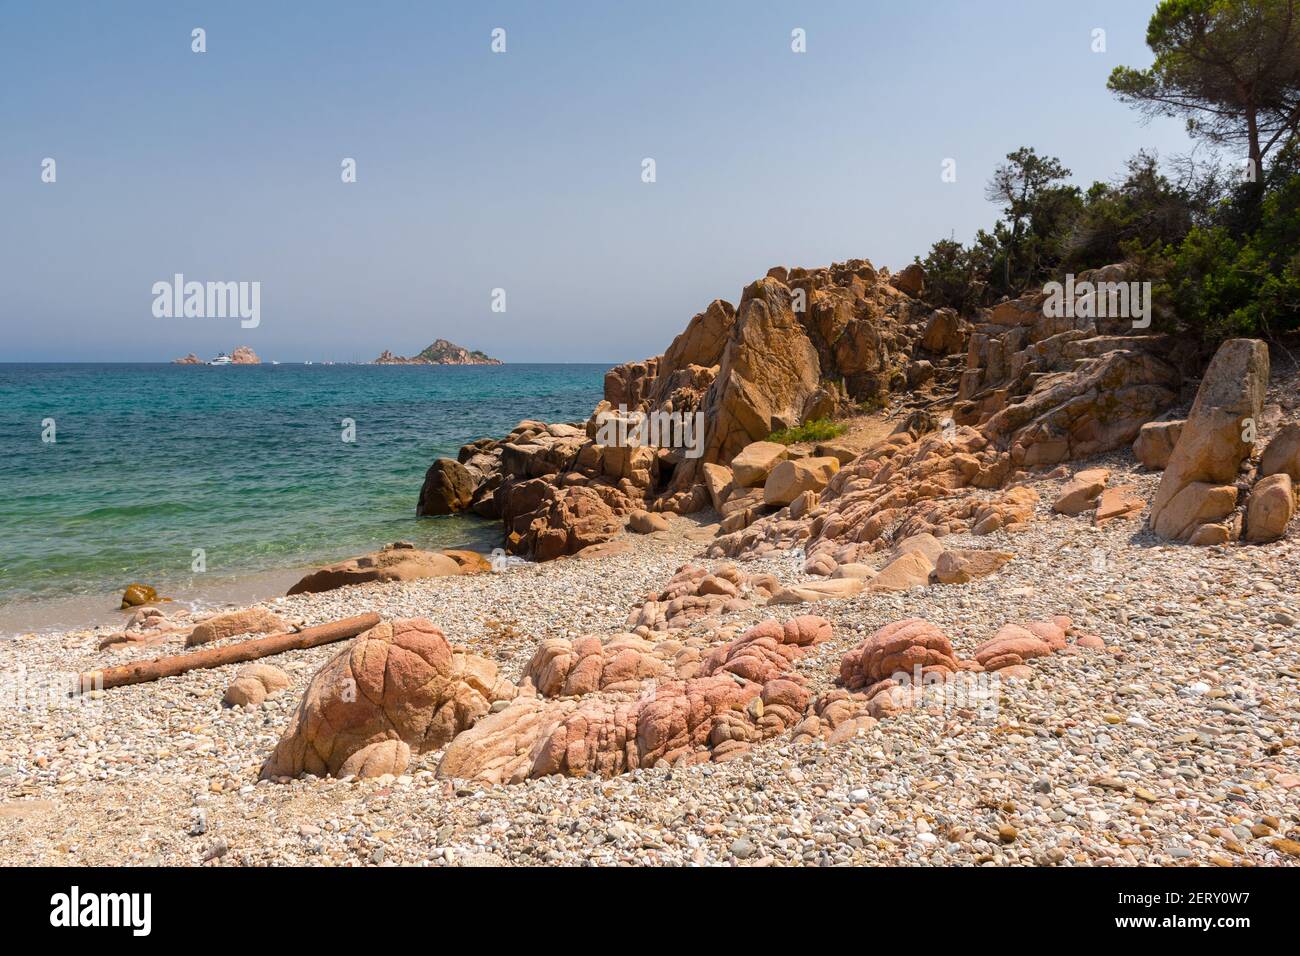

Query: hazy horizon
3,0,1200,364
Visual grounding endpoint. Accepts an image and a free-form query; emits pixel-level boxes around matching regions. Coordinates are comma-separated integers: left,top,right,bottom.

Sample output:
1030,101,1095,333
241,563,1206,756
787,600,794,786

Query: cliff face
375,339,502,365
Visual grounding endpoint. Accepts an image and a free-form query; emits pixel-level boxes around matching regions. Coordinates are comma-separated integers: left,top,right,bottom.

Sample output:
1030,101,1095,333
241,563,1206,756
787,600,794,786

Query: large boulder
840,619,958,689
1133,420,1184,470
417,458,476,516
731,441,789,488
921,308,964,354
286,543,462,595
701,462,734,511
763,456,840,506
1244,473,1294,543
1150,339,1269,543
260,618,515,780
1261,424,1300,482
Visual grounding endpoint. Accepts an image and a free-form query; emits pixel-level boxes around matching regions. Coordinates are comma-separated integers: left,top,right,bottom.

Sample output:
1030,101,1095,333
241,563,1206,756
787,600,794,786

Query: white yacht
207,352,232,366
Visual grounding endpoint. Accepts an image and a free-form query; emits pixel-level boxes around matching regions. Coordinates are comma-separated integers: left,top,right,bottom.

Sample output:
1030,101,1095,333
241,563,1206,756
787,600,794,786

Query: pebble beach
3,450,1297,867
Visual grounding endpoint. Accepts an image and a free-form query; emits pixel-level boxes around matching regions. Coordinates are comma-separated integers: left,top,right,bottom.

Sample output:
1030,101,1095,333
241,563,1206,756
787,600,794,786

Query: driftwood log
75,612,381,693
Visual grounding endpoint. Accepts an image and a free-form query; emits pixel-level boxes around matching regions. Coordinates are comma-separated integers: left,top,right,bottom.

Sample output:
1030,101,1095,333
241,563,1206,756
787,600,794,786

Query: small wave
70,501,196,520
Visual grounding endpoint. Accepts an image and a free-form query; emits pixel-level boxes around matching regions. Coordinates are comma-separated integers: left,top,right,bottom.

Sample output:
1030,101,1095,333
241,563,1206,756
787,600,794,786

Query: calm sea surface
0,363,607,632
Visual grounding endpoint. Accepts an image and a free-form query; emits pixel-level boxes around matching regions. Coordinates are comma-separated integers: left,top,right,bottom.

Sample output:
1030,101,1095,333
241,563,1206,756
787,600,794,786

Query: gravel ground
1,462,1298,867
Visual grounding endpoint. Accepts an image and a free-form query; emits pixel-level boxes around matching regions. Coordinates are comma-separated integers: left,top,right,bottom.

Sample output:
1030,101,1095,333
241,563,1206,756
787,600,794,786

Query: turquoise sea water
0,363,607,624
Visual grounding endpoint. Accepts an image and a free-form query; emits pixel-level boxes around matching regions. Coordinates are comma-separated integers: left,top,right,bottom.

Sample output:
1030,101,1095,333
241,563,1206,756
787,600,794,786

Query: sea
0,362,609,634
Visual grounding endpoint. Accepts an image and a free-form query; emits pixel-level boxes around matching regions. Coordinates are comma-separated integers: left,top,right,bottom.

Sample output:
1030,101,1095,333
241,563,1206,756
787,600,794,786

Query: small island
172,346,260,365
374,339,502,365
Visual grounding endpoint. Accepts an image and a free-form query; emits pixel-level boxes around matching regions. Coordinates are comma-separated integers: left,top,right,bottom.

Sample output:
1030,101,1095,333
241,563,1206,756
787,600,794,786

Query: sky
0,0,1200,364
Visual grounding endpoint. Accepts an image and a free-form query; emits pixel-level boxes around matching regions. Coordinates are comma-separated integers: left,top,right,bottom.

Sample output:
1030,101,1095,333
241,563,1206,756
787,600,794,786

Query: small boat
207,352,232,366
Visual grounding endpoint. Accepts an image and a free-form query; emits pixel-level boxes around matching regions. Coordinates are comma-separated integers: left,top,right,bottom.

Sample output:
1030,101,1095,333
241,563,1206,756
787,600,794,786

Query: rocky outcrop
261,618,515,780
931,548,1013,584
172,353,202,365
505,485,623,561
230,345,260,364
1149,339,1269,544
840,619,960,691
375,339,502,365
286,543,463,595
437,618,822,784
425,259,1193,561
624,563,777,631
708,423,1040,563
437,675,798,784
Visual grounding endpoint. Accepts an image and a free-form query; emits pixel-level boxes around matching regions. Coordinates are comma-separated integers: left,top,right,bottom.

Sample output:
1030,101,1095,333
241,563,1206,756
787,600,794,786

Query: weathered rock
438,666,811,784
260,618,515,780
921,308,964,354
891,263,925,297
1052,468,1109,516
831,562,877,580
892,532,946,564
932,548,1013,584
1260,424,1300,482
1133,420,1184,469
441,549,492,573
507,486,622,561
120,583,159,609
868,551,934,592
625,563,778,631
840,619,958,689
971,621,1065,670
287,544,462,595
701,463,734,511
523,633,674,697
813,442,858,464
701,279,824,464
763,456,840,506
627,510,670,534
338,739,412,779
701,616,830,683
417,458,477,516
187,607,289,647
767,578,866,604
1244,473,1294,543
731,441,789,488
1150,339,1268,543
1094,485,1145,525
223,663,291,707
1153,482,1240,543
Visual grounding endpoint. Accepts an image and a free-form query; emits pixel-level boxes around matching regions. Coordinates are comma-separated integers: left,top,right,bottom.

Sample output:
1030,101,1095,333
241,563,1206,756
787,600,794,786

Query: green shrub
768,418,847,445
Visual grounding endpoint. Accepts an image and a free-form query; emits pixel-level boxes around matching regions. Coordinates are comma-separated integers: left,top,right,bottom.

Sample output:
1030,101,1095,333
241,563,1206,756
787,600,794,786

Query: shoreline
1,471,1297,866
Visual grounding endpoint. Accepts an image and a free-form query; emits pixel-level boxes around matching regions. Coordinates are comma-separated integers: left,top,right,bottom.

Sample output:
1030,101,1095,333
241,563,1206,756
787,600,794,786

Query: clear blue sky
0,0,1196,363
